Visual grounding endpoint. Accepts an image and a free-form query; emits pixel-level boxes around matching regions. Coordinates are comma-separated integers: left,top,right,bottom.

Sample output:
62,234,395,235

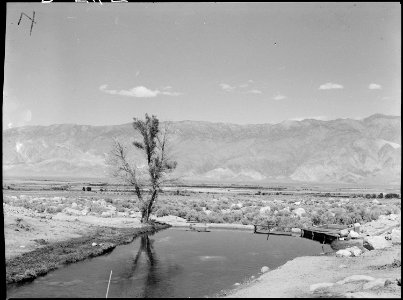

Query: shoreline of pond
5,222,170,286
6,226,332,299
218,244,401,298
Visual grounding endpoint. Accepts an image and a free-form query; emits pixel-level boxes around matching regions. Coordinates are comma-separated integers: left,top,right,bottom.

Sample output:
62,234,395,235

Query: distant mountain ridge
2,114,401,185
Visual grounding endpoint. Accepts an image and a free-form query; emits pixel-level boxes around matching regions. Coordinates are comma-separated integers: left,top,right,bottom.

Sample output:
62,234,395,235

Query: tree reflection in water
127,233,159,297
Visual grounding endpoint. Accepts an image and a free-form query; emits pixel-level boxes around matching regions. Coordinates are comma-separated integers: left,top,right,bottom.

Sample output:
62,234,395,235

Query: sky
3,2,401,128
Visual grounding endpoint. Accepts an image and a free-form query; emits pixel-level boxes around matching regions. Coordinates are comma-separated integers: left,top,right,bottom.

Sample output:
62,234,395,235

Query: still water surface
7,228,332,298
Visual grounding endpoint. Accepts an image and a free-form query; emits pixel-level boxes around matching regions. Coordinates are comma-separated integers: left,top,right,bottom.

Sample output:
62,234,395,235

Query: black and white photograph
2,2,401,298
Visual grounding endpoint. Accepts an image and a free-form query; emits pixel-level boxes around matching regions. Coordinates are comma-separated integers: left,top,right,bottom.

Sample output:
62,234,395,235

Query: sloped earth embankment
224,214,401,298
4,203,170,285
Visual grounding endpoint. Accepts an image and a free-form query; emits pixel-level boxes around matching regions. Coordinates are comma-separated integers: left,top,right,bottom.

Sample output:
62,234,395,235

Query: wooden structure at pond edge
254,222,352,243
301,224,352,243
253,221,292,237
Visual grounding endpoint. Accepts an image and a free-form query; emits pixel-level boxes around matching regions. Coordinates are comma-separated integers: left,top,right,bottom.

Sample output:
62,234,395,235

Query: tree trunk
141,208,149,223
140,189,158,224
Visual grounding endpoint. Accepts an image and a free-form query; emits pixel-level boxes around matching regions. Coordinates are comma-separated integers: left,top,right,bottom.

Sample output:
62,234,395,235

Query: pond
7,228,332,298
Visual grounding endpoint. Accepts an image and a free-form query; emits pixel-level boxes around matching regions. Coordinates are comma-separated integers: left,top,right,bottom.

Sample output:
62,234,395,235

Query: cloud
240,80,254,88
247,89,263,94
368,83,382,90
160,90,182,96
119,86,160,97
100,84,181,98
99,84,109,91
273,94,286,100
219,83,236,92
318,82,344,90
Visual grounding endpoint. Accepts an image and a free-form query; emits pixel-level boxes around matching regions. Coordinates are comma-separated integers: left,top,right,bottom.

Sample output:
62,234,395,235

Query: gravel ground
223,214,401,298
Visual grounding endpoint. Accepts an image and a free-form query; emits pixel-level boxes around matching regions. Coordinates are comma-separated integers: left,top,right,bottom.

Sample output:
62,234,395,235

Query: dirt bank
223,215,401,298
3,203,145,260
4,203,170,285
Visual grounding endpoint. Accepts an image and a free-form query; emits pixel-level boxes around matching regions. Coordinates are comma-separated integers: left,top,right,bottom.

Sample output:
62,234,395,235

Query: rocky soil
3,203,144,260
224,214,401,298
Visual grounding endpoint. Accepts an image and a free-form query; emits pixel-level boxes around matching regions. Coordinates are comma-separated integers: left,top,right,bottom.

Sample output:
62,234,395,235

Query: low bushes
152,194,401,228
4,191,400,229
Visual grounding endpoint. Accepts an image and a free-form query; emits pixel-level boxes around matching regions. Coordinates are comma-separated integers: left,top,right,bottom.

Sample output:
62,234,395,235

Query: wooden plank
302,229,340,238
305,227,341,234
255,231,292,236
305,230,340,236
315,224,349,230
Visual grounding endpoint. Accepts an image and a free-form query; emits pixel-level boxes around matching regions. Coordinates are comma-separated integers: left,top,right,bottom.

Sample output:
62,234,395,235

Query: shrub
24,269,37,278
89,204,108,214
55,206,64,213
46,206,59,214
240,218,250,225
207,212,224,223
347,212,362,224
51,185,69,191
194,206,203,212
121,201,133,209
155,207,170,217
36,204,46,213
369,208,382,221
105,198,113,204
311,213,322,226
218,202,230,210
115,206,126,213
385,193,400,199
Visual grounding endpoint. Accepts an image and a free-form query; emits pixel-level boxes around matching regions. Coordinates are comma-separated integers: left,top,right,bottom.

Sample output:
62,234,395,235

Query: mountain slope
2,114,401,184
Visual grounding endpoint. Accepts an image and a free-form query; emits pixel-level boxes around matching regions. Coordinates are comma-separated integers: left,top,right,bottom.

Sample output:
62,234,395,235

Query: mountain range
2,114,401,185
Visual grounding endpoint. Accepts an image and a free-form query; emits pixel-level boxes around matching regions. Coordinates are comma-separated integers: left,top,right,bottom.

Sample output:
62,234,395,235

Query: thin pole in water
106,270,112,298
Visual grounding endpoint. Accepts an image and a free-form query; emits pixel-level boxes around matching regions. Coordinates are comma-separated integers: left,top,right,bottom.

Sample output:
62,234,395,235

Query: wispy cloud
100,84,182,98
221,80,263,93
160,90,182,96
273,94,286,100
239,80,254,88
318,82,344,90
219,83,236,92
368,83,382,90
247,89,263,94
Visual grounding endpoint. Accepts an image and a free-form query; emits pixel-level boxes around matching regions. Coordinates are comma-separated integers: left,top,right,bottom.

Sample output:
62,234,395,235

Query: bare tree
108,114,177,223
